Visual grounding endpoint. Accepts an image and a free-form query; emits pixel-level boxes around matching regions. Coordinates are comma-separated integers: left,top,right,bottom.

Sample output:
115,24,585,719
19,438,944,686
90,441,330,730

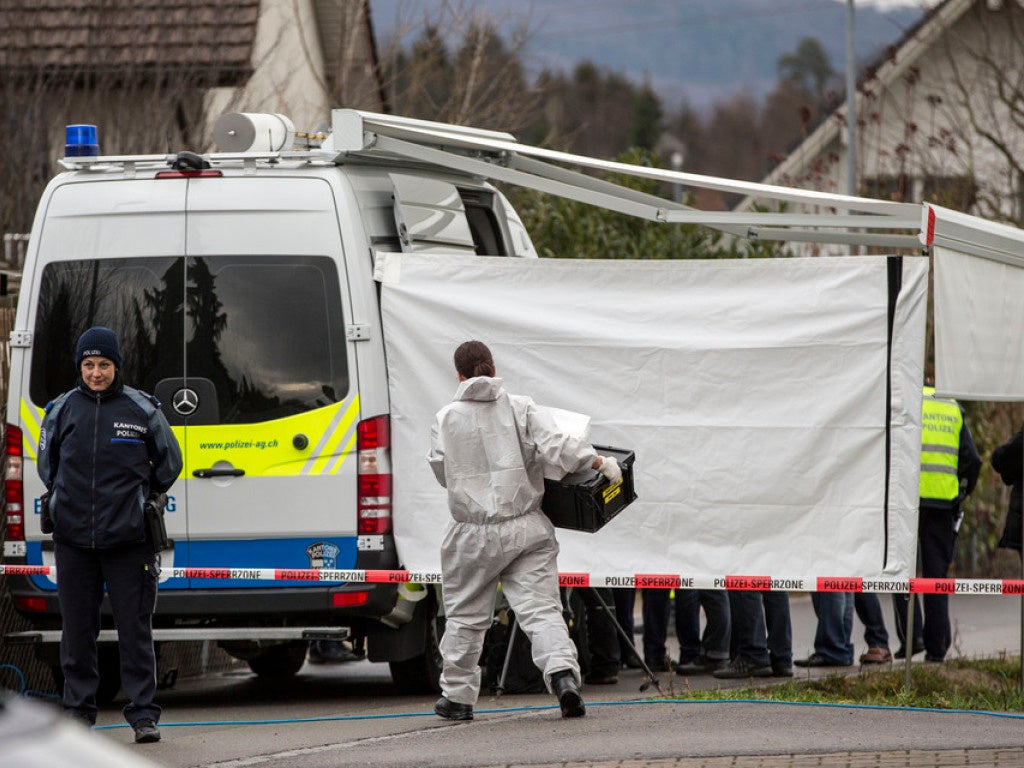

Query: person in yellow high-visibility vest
892,383,981,662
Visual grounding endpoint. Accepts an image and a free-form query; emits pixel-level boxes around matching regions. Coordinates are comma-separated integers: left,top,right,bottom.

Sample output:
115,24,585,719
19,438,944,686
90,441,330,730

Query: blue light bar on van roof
65,124,99,157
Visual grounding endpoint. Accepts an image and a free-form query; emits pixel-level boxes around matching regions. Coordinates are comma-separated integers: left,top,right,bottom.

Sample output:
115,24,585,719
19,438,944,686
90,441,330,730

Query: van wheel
389,592,444,694
247,641,308,678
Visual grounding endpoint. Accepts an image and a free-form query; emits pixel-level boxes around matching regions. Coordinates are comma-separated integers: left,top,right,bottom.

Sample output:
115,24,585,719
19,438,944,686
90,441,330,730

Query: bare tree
937,1,1024,226
376,0,541,134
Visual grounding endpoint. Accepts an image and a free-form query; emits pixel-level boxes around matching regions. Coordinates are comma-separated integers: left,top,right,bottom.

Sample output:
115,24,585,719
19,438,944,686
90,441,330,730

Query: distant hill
369,0,927,111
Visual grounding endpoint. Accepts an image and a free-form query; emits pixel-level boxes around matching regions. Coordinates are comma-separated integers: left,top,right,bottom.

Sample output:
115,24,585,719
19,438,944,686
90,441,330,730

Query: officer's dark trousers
892,507,957,659
55,541,160,725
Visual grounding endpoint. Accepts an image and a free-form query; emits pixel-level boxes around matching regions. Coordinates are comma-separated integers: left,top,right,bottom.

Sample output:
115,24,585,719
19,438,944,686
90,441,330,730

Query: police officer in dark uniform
38,327,182,742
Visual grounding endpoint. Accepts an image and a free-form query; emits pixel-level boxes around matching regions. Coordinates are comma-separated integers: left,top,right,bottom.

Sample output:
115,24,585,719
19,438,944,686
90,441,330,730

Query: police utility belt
40,491,169,553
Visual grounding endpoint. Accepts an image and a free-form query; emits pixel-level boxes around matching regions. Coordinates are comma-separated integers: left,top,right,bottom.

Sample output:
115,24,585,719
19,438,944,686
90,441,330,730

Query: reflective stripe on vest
920,385,961,501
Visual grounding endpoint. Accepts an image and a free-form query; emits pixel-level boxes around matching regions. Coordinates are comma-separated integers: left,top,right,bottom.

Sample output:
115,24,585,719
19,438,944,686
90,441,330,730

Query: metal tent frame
325,109,1024,265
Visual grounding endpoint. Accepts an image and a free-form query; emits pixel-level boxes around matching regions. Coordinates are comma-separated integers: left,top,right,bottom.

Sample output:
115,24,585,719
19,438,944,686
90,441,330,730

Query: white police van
2,110,538,697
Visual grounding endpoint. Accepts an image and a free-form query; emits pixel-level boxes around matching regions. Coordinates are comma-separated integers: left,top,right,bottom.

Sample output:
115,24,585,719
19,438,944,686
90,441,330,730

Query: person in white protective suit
427,340,622,721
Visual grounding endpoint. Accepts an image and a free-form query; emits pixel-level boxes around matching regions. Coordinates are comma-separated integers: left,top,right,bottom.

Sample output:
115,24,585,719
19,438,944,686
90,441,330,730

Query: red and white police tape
1,564,1023,594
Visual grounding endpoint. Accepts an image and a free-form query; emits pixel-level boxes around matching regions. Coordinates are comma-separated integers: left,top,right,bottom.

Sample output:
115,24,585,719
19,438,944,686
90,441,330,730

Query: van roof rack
59,108,1024,266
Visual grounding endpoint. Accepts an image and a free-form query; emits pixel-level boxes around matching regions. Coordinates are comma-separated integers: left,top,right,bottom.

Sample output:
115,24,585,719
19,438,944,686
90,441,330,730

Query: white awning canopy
332,109,1024,403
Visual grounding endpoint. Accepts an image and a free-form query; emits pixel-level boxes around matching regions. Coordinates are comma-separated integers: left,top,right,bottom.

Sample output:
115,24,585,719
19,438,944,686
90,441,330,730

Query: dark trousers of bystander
729,590,792,670
55,541,161,725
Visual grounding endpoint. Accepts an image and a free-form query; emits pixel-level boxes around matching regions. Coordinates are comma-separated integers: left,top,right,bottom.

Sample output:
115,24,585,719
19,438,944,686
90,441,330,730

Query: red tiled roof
0,0,259,85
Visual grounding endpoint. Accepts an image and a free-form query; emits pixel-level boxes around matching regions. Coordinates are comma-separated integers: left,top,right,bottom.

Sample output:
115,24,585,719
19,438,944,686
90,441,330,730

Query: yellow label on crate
602,480,623,504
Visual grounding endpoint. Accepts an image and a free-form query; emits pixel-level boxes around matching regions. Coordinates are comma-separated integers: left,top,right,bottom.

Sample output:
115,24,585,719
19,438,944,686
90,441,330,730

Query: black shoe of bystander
894,644,925,660
794,653,850,668
712,657,773,679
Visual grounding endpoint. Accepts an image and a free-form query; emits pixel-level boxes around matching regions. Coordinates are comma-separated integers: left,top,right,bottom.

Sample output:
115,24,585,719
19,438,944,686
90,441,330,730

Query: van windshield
30,256,349,423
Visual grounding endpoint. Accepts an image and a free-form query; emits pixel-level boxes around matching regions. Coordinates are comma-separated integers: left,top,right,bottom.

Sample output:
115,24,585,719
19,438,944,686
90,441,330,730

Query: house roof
754,0,973,192
0,0,259,86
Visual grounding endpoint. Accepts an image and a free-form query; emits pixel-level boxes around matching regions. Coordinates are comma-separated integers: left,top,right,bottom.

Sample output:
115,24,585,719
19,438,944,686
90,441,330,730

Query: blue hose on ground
88,696,1024,729
5,662,1021,729
0,663,60,700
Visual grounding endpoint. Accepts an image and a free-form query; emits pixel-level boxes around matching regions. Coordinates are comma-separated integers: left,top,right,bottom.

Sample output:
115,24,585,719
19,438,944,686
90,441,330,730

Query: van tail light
3,424,25,542
332,591,369,607
14,595,47,612
357,415,392,535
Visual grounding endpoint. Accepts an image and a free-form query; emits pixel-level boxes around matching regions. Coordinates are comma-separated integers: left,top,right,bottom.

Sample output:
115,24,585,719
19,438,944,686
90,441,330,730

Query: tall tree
379,6,537,133
631,82,663,152
777,37,836,111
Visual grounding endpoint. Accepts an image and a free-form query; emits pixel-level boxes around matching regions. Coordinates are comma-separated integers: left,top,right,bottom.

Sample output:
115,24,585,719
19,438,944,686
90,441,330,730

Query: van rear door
166,176,360,588
23,178,188,590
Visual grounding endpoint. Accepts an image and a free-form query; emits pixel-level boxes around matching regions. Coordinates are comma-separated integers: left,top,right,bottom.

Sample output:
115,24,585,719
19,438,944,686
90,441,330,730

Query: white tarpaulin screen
934,245,1024,401
380,253,928,580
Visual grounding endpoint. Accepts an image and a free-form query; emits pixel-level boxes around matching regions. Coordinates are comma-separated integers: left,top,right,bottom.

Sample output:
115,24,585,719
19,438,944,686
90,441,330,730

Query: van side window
460,190,507,256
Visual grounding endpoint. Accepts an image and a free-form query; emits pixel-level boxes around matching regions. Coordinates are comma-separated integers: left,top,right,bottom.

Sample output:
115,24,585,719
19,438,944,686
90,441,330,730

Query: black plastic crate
541,446,637,532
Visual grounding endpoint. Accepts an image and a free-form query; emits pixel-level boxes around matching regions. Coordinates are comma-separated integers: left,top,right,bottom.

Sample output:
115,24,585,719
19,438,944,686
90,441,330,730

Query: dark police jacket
38,378,183,549
992,426,1023,551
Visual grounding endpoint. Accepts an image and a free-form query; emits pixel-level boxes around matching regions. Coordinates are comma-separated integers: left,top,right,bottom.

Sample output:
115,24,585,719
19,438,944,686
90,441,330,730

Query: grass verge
671,657,1023,712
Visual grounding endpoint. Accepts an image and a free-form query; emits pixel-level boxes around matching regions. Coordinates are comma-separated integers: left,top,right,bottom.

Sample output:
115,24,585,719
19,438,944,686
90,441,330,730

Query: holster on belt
144,493,170,553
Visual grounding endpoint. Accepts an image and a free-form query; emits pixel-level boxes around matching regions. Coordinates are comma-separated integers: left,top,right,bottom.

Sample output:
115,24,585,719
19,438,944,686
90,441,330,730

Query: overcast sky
370,0,942,111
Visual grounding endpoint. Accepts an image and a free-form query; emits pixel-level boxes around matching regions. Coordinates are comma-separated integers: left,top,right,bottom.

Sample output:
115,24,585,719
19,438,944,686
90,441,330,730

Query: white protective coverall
428,376,598,705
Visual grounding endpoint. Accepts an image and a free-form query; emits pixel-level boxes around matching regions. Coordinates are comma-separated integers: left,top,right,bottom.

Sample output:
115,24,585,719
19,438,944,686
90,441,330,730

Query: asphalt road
75,593,1024,767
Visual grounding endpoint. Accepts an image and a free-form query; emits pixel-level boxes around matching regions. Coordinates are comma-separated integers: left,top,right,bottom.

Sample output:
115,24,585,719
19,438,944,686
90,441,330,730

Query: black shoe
924,653,945,663
308,640,362,664
551,670,586,718
712,658,773,679
794,653,850,668
674,658,707,676
133,718,161,743
434,696,473,721
772,664,794,677
621,655,643,670
894,644,925,660
584,672,619,685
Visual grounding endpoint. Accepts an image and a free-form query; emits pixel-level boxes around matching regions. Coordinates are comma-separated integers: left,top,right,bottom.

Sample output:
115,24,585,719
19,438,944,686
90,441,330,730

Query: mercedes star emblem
172,387,199,416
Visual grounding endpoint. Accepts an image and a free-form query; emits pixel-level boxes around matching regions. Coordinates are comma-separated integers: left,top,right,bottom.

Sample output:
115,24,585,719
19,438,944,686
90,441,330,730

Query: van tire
388,592,444,694
247,641,308,678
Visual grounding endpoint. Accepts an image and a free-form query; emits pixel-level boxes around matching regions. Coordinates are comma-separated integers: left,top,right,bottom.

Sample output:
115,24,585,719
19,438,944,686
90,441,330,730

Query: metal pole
904,587,915,691
845,0,861,257
903,542,922,691
846,0,857,197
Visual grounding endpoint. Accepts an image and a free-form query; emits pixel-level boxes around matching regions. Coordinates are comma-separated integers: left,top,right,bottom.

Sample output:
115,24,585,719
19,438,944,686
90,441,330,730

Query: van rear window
31,256,349,423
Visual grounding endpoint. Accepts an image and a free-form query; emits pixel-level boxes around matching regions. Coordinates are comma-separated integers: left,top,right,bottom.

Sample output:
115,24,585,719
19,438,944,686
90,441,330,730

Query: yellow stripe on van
326,431,359,476
304,397,360,476
184,395,359,478
19,401,44,461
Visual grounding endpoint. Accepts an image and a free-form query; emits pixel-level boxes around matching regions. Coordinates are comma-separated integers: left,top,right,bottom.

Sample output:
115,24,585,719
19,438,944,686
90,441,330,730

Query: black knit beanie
75,326,122,369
